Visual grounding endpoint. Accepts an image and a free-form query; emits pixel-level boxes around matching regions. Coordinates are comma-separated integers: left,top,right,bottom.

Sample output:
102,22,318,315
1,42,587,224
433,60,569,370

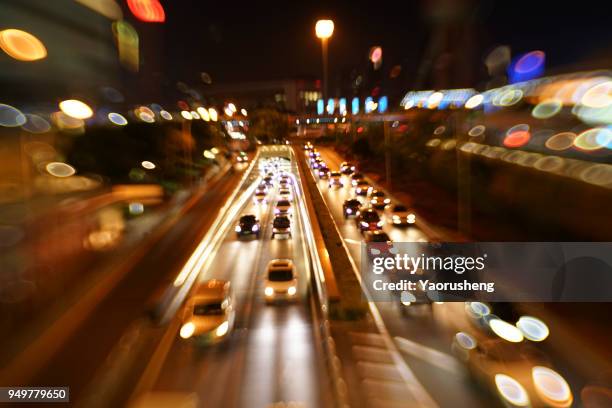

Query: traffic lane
153,162,325,408
307,148,498,407
152,178,274,407
12,167,246,402
238,176,322,408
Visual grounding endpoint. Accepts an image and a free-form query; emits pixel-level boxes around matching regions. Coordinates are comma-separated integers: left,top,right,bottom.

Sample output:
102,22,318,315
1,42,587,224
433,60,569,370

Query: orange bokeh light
0,29,47,61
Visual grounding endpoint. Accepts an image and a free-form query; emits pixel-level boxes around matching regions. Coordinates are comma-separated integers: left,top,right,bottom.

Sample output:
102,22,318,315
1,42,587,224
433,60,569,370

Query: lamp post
315,19,334,100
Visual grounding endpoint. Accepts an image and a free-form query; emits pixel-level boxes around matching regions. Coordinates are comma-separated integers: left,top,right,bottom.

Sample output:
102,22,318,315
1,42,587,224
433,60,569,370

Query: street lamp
315,19,334,100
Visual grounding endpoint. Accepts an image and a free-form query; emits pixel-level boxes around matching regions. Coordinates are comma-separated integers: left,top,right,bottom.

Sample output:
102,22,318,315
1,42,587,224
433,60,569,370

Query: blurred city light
0,104,26,127
509,50,545,83
489,318,524,342
326,99,334,115
228,103,237,113
209,108,218,121
59,99,93,119
203,150,215,159
141,161,156,170
0,29,47,61
352,97,359,115
317,99,324,115
197,107,210,121
378,96,388,113
315,20,334,39
532,98,563,119
108,112,128,126
339,98,347,115
112,21,139,72
180,111,192,120
160,110,172,120
532,366,573,407
494,374,530,407
127,0,166,23
516,316,549,342
46,162,76,178
504,124,531,148
136,106,155,123
241,108,248,116
369,46,382,70
365,97,374,113
22,114,51,133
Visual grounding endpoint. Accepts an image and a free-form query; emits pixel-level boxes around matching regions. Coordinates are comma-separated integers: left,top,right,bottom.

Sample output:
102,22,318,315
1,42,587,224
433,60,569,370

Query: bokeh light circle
532,366,573,407
464,94,484,109
495,374,530,407
545,132,576,151
468,125,486,137
574,128,612,151
516,316,549,341
532,98,563,119
108,112,128,126
21,114,51,133
0,104,27,127
46,162,76,178
504,124,531,148
59,99,93,119
0,29,47,61
489,318,524,342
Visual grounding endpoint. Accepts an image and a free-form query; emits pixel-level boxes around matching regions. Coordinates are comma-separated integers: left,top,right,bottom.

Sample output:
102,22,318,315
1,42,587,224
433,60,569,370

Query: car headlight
346,208,352,214
371,199,378,204
235,226,241,232
377,221,384,227
360,221,368,228
252,224,259,232
265,287,274,296
180,322,195,339
356,188,362,193
384,198,391,204
288,286,297,296
215,321,229,337
274,209,280,214
407,214,416,224
393,215,401,220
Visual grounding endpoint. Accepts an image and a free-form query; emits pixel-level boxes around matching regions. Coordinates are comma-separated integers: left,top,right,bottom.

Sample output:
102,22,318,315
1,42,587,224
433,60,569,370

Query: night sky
162,0,612,87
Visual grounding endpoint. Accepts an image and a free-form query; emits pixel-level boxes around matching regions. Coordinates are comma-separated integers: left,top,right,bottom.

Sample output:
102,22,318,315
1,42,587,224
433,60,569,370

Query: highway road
139,152,331,408
308,146,497,408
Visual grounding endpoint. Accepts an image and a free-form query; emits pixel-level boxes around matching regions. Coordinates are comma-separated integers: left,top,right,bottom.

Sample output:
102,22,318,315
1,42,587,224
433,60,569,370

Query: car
235,215,260,238
179,279,235,343
343,199,362,218
274,199,292,216
235,151,248,163
312,157,323,169
364,230,394,260
356,208,383,232
387,204,416,226
263,259,298,302
271,215,291,238
370,190,391,210
329,171,343,188
350,172,365,186
278,188,293,202
354,180,371,196
340,162,356,175
364,230,391,243
317,165,330,179
304,142,313,151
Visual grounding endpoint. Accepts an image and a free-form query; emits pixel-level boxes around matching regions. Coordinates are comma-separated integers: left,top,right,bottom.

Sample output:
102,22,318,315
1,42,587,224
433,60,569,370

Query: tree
247,108,289,144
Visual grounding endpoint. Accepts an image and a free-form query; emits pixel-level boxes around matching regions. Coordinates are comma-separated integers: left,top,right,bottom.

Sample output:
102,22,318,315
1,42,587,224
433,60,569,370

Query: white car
179,280,235,344
387,204,416,226
274,199,292,216
328,171,343,188
263,259,298,302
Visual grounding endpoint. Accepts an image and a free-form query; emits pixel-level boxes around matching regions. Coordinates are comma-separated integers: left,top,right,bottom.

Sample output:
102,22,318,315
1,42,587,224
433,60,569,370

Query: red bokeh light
127,0,166,23
503,131,531,148
357,127,364,133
